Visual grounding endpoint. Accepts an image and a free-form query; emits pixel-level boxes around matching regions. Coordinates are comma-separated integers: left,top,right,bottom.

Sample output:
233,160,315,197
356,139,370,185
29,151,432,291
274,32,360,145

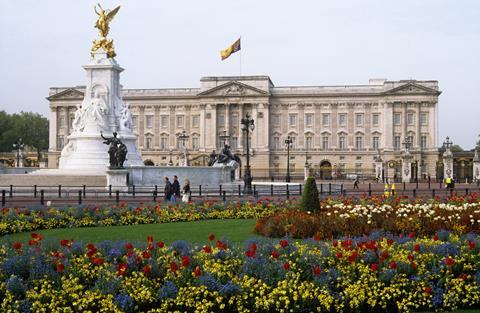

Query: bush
300,176,320,213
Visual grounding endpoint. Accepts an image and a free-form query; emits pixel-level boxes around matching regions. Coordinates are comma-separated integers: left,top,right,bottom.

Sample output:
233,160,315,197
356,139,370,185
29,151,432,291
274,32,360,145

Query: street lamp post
241,113,255,194
285,136,293,182
13,138,25,168
168,149,173,166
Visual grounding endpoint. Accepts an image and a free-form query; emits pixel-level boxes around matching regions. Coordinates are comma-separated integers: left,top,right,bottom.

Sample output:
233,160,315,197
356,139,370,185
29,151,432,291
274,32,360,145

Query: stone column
402,151,413,183
443,148,453,179
473,149,480,182
49,106,58,151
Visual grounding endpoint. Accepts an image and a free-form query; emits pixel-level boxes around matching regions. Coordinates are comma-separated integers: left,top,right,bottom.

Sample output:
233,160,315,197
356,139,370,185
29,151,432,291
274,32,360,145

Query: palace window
59,117,65,129
338,113,346,126
161,115,168,128
321,136,329,150
420,113,428,125
273,137,280,149
132,116,137,129
372,136,380,149
218,115,225,127
407,113,414,125
176,115,184,128
355,113,364,126
192,115,200,128
305,114,314,127
57,136,64,149
322,114,330,126
230,137,238,150
289,136,297,149
355,136,363,150
289,114,297,127
394,135,401,150
372,114,379,126
231,114,238,127
160,136,168,150
146,115,153,128
339,136,346,150
145,136,152,150
421,135,427,149
192,137,199,150
306,136,313,150
393,113,401,125
407,135,414,147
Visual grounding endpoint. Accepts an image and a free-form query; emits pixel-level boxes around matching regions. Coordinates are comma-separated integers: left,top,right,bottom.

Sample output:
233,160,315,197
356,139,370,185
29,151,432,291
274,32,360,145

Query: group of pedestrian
163,175,191,203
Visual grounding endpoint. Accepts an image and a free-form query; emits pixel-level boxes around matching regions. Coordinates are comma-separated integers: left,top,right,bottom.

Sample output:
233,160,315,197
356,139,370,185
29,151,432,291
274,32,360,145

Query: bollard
299,184,302,195
416,180,419,190
58,185,62,198
238,184,241,196
413,189,417,198
1,190,5,206
428,180,431,190
34,185,37,198
328,183,332,195
466,188,469,195
286,184,290,199
155,185,158,193
199,185,202,196
368,183,371,196
271,184,274,197
403,182,406,191
222,191,226,201
78,190,82,205
432,189,435,198
439,181,442,189
116,190,120,203
320,183,323,194
450,188,453,198
153,190,157,202
219,184,222,197
253,185,256,195
40,190,44,205
83,185,86,197
109,185,112,198
132,185,136,198
9,185,13,198
340,184,344,194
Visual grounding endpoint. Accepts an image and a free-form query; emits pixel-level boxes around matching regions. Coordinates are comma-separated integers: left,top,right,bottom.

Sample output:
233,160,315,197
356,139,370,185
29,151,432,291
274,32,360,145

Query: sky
0,0,479,148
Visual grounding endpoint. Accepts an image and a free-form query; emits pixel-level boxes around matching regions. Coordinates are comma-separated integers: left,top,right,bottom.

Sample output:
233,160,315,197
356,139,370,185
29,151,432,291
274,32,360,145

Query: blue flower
114,292,134,312
158,280,178,299
170,240,191,256
6,275,26,298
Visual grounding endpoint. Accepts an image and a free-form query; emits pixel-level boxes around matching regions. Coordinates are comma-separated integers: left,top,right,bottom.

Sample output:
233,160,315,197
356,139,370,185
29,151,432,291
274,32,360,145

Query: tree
300,176,320,213
450,144,464,152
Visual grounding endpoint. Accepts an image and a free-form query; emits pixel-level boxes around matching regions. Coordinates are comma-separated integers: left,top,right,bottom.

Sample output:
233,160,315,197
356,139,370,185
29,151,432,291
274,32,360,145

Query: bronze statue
208,150,217,166
101,131,127,168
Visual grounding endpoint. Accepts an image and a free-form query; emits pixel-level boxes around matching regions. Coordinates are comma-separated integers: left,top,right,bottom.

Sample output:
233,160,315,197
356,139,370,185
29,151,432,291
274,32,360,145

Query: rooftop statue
91,4,121,59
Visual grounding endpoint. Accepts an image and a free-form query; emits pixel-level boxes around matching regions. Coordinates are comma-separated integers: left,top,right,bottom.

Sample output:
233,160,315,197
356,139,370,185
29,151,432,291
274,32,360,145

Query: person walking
172,175,181,201
182,179,191,203
353,177,359,189
164,177,172,202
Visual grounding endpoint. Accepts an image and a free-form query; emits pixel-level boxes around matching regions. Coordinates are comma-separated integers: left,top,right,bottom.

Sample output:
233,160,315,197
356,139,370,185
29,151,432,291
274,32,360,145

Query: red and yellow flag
220,38,241,60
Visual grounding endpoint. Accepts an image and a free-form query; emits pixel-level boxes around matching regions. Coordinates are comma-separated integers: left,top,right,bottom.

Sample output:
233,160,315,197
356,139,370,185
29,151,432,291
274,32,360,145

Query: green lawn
0,219,258,246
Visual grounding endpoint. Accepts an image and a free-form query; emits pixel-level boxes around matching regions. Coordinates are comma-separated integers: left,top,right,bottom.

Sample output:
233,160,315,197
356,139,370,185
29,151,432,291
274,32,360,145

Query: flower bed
0,200,280,236
255,194,480,239
1,232,480,312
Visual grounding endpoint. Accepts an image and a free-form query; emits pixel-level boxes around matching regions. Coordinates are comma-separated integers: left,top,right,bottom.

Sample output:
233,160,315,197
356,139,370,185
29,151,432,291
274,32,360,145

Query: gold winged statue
91,4,121,59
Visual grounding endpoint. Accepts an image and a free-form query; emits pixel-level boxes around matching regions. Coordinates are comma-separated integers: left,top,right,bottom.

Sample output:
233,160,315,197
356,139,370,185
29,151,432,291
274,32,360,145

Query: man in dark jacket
164,177,172,202
172,175,181,200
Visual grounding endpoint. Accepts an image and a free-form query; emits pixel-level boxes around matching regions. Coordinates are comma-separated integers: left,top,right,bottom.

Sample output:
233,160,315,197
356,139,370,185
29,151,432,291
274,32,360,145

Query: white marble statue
72,104,87,133
119,103,133,131
84,90,108,130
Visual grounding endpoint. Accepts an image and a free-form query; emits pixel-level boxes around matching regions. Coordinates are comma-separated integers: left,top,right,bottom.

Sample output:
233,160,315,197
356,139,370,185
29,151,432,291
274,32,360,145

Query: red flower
283,262,290,270
12,242,22,250
246,250,255,258
60,239,72,247
271,250,279,259
147,236,154,244
280,240,288,248
117,263,128,276
208,234,215,241
389,261,397,270
433,233,439,241
125,243,134,250
408,254,414,262
313,233,321,241
249,243,257,252
411,261,417,269
156,241,165,248
333,240,338,247
142,265,151,276
380,250,389,261
408,232,415,239
216,240,227,250
336,252,343,259
203,245,212,253
424,287,432,295
413,244,421,252
170,262,179,272
348,251,358,263
142,251,151,259
387,238,394,246
86,243,96,250
194,266,202,277
31,233,43,240
92,257,104,265
445,257,455,266
313,265,321,276
57,263,64,273
370,263,378,271
181,255,190,267
468,240,475,250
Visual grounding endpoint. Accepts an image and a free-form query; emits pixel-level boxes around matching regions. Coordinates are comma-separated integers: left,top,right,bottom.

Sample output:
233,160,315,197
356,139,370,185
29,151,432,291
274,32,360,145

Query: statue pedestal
401,152,413,183
443,149,453,179
106,169,128,191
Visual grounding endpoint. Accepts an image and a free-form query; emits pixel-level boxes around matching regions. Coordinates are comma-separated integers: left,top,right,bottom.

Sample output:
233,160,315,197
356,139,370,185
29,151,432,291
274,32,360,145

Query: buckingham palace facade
47,76,440,180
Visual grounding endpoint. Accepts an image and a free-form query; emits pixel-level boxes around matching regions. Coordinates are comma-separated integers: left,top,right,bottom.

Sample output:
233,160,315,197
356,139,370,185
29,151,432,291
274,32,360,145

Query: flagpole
239,36,242,76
